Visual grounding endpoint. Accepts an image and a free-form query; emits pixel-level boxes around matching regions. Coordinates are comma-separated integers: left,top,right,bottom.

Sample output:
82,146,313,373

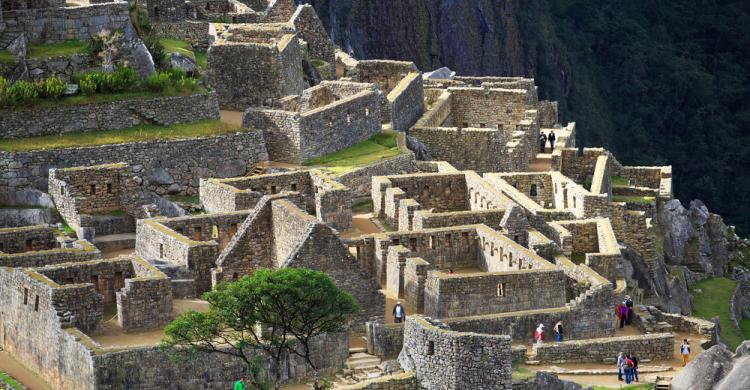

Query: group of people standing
533,320,564,345
538,130,557,153
617,352,640,384
616,295,635,329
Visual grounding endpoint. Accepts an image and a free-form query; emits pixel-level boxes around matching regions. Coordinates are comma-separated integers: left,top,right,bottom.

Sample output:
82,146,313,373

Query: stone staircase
332,347,384,388
655,376,672,389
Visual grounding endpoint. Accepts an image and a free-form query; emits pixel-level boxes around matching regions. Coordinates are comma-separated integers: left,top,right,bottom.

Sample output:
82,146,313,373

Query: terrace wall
0,91,220,139
532,333,674,363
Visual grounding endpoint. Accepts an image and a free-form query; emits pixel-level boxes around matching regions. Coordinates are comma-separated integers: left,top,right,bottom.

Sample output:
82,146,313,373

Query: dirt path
341,213,383,239
220,110,243,126
0,351,51,390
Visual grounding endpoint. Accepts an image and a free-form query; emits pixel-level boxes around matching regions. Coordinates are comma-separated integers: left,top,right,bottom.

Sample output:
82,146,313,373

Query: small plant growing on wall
93,29,123,72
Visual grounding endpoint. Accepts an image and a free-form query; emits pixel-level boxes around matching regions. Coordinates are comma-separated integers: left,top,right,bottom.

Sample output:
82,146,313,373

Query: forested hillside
301,0,750,234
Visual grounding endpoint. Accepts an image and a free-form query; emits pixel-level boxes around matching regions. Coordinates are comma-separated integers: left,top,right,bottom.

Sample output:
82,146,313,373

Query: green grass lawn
690,277,744,350
0,119,244,152
0,49,16,63
511,365,535,381
352,199,373,213
302,132,403,174
4,87,207,110
611,175,630,187
0,371,24,390
160,38,207,70
570,252,587,264
612,195,656,205
591,384,654,390
27,40,88,59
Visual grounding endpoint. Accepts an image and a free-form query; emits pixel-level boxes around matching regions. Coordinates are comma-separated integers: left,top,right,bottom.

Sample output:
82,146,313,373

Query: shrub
109,66,139,92
145,71,170,92
175,76,198,92
145,34,167,70
0,76,10,107
79,76,97,95
165,67,187,81
10,80,39,104
43,77,66,100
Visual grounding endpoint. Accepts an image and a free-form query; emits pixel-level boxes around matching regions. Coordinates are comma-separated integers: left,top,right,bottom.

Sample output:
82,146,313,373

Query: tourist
617,352,625,381
553,320,564,342
538,132,547,153
624,354,635,384
625,295,635,325
234,376,246,390
534,323,545,346
393,301,406,323
681,339,691,366
548,129,556,151
616,301,628,329
449,268,454,275
628,353,639,382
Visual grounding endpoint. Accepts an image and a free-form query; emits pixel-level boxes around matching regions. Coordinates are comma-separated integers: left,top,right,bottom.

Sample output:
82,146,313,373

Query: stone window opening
232,272,238,280
462,122,468,129
497,123,503,129
291,183,297,191
23,288,28,305
427,341,435,355
530,184,537,197
176,227,184,235
106,183,113,194
409,237,417,250
25,239,33,251
514,235,520,243
573,197,577,208
114,272,125,290
496,283,506,297
194,226,202,241
159,244,164,259
479,123,486,128
429,236,436,249
34,295,39,311
232,16,237,22
205,2,210,10
271,185,277,194
445,234,452,247
393,238,400,246
211,225,219,239
0,242,4,252
90,184,96,195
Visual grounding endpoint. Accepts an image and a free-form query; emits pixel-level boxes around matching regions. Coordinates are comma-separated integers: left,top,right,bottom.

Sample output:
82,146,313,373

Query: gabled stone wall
0,224,57,253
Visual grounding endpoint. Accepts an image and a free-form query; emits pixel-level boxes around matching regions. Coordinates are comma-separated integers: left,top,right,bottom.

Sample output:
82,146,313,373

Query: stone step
344,354,381,370
348,347,367,354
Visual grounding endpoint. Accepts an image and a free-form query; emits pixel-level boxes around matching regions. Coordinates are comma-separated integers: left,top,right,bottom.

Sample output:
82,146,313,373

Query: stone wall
409,126,506,174
2,2,131,44
24,53,94,82
244,81,382,163
151,21,211,49
290,4,335,73
336,152,417,198
423,269,567,319
207,28,304,109
0,91,220,139
0,129,269,196
0,239,100,267
412,209,507,231
116,257,173,330
389,72,424,131
0,224,57,253
366,321,404,359
399,316,512,390
339,372,418,390
531,333,674,363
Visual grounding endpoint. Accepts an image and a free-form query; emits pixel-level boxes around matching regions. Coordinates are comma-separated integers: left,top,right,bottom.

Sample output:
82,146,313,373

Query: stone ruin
0,1,730,389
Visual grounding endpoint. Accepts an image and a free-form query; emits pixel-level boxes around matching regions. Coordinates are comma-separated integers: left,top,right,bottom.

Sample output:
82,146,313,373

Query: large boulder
169,53,199,77
529,372,584,390
406,135,432,161
658,199,734,276
671,344,735,390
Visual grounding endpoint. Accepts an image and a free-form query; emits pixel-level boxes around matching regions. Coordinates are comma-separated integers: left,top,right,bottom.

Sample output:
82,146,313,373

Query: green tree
161,268,360,390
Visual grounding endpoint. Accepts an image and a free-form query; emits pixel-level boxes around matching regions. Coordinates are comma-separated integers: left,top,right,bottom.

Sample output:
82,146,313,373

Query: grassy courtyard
612,195,656,205
0,370,24,390
0,119,245,152
28,40,88,59
302,132,403,174
690,277,746,350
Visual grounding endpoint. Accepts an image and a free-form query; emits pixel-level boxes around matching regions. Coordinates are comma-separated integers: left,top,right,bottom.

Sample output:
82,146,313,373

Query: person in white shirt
393,301,405,323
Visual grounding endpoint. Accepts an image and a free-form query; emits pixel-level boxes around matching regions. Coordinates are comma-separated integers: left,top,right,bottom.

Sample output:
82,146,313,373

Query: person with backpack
627,353,639,382
625,295,635,325
681,339,691,366
553,320,564,342
538,132,547,153
624,354,635,384
534,323,545,346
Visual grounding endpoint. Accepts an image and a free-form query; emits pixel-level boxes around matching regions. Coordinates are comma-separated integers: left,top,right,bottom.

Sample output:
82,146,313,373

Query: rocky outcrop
405,135,432,161
513,372,587,390
658,199,733,276
672,341,750,390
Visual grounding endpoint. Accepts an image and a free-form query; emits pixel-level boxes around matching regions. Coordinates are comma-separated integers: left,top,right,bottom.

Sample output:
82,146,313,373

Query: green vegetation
27,40,88,59
741,318,750,340
0,50,15,63
303,132,403,174
0,371,24,390
611,175,630,187
612,195,655,205
570,252,586,264
690,277,743,350
511,365,535,381
59,220,76,236
103,303,118,321
352,199,373,213
1,67,203,109
0,119,243,152
162,268,359,389
159,38,207,70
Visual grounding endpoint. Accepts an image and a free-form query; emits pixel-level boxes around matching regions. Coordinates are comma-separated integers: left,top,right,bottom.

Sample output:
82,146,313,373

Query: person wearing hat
625,295,635,325
393,301,406,323
534,323,546,346
616,301,628,329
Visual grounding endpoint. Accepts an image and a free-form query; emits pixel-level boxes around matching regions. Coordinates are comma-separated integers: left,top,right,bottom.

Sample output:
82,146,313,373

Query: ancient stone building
199,169,353,230
243,80,382,162
207,23,304,109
